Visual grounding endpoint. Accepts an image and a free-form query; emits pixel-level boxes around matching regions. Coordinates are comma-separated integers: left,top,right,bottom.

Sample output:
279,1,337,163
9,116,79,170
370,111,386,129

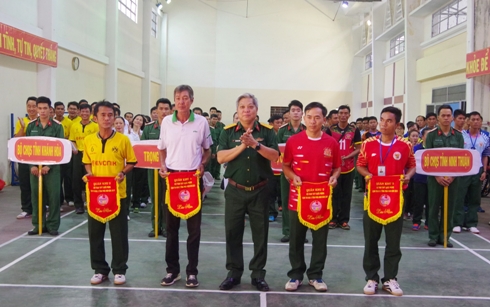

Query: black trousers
72,152,86,209
88,198,129,276
332,171,355,224
18,163,32,214
131,168,147,207
165,178,203,276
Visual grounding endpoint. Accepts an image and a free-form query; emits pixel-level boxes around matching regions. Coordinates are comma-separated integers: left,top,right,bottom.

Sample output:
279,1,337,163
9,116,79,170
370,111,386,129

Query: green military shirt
141,121,161,140
425,127,464,149
210,126,220,154
277,122,306,144
219,121,279,186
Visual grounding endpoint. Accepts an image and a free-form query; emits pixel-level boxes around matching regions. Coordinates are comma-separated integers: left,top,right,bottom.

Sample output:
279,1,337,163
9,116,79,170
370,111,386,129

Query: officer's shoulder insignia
224,123,237,130
279,123,288,129
260,122,273,129
28,118,37,123
52,119,61,124
146,121,155,126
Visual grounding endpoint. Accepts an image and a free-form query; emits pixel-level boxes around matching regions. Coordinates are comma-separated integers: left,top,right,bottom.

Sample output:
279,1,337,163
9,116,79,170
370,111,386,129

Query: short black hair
79,104,91,111
398,122,405,130
362,116,370,122
426,111,437,118
421,127,431,136
282,110,290,115
26,96,37,104
54,101,65,108
326,109,338,119
381,106,402,123
192,107,203,113
150,106,157,113
36,96,52,107
406,121,415,129
210,114,219,119
268,114,283,123
288,100,303,111
338,105,351,113
91,102,97,108
156,98,172,109
416,115,426,121
209,107,217,112
304,102,327,117
436,105,452,115
113,102,121,109
67,101,79,109
217,110,222,114
79,99,88,104
94,100,115,117
202,112,209,117
124,112,133,117
454,109,465,118
368,116,377,122
356,118,363,122
468,111,483,121
144,115,151,122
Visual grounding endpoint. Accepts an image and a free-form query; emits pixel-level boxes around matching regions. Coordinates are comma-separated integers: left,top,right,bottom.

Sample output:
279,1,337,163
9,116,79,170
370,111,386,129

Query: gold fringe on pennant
363,179,370,211
297,182,333,231
86,179,120,224
367,175,404,225
165,170,202,220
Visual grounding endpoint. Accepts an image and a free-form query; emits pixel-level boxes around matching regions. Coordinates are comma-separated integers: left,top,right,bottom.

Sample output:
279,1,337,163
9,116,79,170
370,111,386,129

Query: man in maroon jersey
357,106,416,297
329,105,362,230
282,102,341,292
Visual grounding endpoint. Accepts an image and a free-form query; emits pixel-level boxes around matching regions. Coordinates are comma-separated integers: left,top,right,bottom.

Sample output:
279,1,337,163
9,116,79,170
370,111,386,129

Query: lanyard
379,137,395,165
467,130,478,150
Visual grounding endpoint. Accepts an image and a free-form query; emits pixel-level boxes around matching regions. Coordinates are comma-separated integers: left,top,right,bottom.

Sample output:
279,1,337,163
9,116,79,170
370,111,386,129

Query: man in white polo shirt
157,84,212,288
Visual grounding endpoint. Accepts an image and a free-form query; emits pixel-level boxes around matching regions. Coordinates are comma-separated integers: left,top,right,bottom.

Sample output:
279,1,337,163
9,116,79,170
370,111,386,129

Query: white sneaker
363,280,378,295
60,207,64,212
140,202,147,208
16,212,31,219
469,227,480,234
148,197,152,204
127,216,130,221
453,226,461,233
68,201,74,207
382,279,403,296
285,279,302,291
114,274,126,285
90,273,108,285
309,279,327,292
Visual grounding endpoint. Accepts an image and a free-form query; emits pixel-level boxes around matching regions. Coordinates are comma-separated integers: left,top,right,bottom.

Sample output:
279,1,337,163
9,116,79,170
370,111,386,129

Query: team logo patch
344,134,352,140
379,194,391,207
90,146,95,152
112,146,118,153
179,190,191,202
97,194,109,206
323,148,332,157
310,200,322,213
393,152,401,160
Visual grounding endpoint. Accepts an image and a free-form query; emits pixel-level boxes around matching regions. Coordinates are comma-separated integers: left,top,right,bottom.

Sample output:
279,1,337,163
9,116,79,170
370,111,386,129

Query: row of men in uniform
14,90,487,296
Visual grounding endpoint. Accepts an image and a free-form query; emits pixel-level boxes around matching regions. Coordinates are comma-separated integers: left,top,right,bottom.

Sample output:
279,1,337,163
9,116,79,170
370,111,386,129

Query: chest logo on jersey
112,146,118,153
344,134,352,140
393,152,401,160
323,148,332,158
90,146,96,153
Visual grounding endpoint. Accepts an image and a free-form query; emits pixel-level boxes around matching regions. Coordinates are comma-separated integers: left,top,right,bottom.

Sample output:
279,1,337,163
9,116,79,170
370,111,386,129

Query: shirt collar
172,110,194,123
235,121,260,132
437,127,455,135
288,122,304,131
35,118,52,127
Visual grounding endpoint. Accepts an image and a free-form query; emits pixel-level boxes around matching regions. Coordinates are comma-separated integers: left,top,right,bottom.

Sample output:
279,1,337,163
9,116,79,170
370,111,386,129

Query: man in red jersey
282,102,341,292
357,106,416,297
329,105,362,230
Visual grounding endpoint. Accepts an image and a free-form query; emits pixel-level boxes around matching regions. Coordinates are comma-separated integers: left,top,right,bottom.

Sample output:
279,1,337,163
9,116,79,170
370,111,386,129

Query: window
118,0,138,23
151,10,158,37
394,0,404,22
389,33,405,57
270,106,288,118
365,53,372,70
431,84,466,103
384,0,392,30
432,0,467,37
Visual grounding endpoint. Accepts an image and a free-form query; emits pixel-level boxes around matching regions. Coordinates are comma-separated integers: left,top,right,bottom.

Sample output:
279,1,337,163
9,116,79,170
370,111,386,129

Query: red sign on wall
132,140,160,169
0,22,58,67
414,148,480,177
466,48,490,78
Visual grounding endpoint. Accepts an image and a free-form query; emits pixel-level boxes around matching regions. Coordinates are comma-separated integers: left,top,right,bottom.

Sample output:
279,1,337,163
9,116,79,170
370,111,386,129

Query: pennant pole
154,169,159,238
443,185,448,248
38,164,43,235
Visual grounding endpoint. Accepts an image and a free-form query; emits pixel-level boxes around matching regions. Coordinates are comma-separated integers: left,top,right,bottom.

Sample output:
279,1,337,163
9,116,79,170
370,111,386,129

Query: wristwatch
255,143,261,151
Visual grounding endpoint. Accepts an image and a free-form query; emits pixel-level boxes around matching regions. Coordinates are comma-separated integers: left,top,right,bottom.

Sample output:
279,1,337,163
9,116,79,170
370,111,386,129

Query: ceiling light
166,0,171,3
341,1,348,8
367,20,372,26
156,2,163,10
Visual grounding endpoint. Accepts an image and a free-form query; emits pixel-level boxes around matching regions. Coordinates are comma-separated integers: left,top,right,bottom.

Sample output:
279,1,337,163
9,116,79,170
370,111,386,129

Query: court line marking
0,219,87,274
17,236,484,251
473,233,490,245
0,211,75,250
451,237,490,267
260,292,267,307
0,283,490,301
137,212,364,220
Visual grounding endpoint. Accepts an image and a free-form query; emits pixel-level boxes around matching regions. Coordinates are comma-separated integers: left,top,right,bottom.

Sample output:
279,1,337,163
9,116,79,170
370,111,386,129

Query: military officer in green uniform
276,100,305,242
208,114,221,179
425,105,464,247
26,96,64,236
142,98,172,237
217,93,279,292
